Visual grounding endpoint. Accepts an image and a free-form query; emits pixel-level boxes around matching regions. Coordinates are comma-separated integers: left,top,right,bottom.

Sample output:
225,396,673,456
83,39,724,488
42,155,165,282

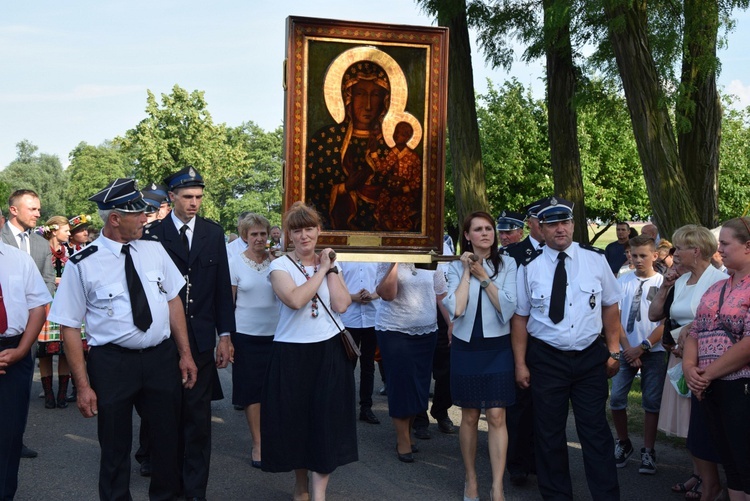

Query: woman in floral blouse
685,216,750,499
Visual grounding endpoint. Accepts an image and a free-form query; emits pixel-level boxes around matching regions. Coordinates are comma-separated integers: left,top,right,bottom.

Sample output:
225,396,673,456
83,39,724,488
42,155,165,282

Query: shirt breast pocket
145,270,167,302
530,291,549,313
94,283,126,315
200,254,218,268
579,282,602,311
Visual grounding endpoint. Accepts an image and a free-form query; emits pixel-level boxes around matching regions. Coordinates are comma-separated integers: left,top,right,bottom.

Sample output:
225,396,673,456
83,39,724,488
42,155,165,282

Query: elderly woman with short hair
229,213,279,469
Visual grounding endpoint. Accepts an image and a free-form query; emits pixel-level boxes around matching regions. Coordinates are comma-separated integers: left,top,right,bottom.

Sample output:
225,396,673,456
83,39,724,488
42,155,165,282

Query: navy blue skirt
376,329,437,418
450,300,515,409
231,333,273,406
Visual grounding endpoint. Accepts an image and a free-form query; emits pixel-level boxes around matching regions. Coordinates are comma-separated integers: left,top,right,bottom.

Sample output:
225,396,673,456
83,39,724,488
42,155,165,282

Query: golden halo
323,46,408,125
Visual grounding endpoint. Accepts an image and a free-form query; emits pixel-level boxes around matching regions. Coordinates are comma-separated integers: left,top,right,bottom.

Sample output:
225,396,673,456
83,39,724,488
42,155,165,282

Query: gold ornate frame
283,16,449,254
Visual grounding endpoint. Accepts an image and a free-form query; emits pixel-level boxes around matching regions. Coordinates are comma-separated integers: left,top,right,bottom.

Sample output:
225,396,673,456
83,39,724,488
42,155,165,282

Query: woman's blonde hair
238,213,270,241
42,216,69,240
672,224,717,260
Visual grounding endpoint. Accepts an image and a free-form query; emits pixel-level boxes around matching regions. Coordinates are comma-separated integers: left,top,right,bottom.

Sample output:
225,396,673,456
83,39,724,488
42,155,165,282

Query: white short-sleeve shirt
375,263,446,336
48,235,185,349
0,242,52,336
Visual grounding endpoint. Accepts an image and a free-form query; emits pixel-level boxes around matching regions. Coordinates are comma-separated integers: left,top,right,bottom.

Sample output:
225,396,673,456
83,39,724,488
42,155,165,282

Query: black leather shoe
378,386,387,396
139,459,152,477
396,445,414,463
233,404,244,410
413,427,431,440
411,444,419,453
251,460,262,469
20,445,37,458
359,409,380,424
186,498,207,501
437,417,457,434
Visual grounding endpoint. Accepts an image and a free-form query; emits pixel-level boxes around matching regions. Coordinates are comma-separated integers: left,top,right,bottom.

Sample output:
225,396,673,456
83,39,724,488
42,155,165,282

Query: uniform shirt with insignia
515,242,622,351
48,235,186,349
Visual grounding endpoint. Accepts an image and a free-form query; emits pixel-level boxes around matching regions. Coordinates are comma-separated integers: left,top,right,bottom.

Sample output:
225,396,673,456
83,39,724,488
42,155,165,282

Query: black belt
93,339,167,354
530,336,600,357
0,335,22,349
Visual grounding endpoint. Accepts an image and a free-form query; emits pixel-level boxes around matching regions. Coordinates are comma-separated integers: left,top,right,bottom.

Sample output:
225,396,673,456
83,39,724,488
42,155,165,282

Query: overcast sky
2,1,749,169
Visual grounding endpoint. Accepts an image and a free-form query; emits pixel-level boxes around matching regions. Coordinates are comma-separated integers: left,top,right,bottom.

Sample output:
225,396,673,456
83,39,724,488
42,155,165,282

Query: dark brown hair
284,202,322,231
460,211,503,279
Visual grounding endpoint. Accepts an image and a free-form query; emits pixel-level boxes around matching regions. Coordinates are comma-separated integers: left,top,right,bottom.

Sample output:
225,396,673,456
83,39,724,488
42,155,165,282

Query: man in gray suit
1,189,56,459
1,190,55,295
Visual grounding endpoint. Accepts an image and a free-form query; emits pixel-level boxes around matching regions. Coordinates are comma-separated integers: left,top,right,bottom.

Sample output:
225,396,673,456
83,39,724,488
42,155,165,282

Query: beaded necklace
295,256,319,318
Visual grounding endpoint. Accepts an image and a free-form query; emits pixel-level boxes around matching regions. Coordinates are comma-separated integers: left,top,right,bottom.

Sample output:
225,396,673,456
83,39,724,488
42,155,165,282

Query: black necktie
626,279,645,332
549,251,568,324
121,244,153,332
180,224,190,255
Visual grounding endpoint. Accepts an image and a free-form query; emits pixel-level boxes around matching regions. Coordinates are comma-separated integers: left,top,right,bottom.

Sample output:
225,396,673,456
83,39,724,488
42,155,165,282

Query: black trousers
527,338,619,501
414,313,452,428
180,342,216,498
506,386,535,475
349,327,378,411
87,340,182,501
0,337,32,501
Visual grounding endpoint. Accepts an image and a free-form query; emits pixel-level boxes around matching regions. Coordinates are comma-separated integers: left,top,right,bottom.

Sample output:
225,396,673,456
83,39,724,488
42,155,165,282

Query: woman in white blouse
443,211,517,501
229,213,278,469
261,202,354,501
375,260,450,463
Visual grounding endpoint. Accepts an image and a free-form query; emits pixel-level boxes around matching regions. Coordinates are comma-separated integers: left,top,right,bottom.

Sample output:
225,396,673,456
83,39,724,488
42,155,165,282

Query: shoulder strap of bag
285,254,343,331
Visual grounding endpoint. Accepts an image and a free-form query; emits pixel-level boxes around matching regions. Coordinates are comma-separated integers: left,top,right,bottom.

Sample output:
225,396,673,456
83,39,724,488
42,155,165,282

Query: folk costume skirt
261,334,358,474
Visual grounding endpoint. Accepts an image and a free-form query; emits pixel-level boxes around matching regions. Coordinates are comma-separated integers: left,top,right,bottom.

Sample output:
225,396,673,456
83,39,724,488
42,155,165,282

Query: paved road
18,363,696,500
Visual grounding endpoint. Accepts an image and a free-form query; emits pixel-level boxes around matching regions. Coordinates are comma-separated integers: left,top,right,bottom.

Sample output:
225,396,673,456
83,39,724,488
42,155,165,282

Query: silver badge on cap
550,197,558,206
150,183,157,190
501,210,506,217
189,167,197,178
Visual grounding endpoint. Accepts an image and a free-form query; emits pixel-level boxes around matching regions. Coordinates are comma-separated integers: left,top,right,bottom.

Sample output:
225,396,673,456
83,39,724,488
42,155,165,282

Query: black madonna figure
307,60,392,230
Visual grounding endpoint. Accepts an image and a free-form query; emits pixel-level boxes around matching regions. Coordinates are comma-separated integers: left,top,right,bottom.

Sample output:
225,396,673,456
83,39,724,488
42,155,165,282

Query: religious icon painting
283,16,449,254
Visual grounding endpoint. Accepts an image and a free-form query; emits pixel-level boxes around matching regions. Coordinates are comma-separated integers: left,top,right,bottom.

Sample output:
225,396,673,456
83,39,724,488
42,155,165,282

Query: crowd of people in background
2,178,750,501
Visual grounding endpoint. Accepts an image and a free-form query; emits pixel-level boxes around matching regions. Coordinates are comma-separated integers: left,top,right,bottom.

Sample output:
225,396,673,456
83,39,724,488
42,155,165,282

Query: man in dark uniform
496,210,526,248
512,197,622,500
49,178,197,500
499,200,546,485
142,166,235,501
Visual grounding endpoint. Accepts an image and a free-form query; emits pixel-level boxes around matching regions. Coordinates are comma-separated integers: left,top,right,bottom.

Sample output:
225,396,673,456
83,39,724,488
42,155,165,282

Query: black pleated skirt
260,335,358,474
231,333,273,406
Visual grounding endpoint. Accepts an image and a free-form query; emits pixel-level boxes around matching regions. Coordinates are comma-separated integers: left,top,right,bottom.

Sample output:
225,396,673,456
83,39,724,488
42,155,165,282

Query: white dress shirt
0,242,52,336
48,235,185,349
339,261,380,329
516,242,622,351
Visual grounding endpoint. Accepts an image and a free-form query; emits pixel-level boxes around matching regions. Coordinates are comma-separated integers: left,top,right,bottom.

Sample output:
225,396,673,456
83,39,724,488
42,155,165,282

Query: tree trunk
544,0,588,243
437,0,490,226
604,0,700,238
677,0,721,229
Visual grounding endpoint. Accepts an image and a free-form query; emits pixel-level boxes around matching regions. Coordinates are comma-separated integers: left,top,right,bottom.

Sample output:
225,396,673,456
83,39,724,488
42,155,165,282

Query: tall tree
117,85,247,227
0,140,68,221
418,0,490,226
603,0,702,237
677,0,721,228
543,0,588,242
65,141,131,224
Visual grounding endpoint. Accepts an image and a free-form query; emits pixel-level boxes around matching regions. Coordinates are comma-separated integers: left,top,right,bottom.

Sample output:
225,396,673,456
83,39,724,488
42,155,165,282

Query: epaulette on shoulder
203,217,222,228
142,219,162,240
520,248,543,266
580,243,606,255
69,245,98,264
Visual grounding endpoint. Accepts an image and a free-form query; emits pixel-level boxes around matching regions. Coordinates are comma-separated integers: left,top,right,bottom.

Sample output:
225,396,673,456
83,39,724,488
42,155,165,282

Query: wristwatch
326,266,339,275
640,340,652,351
609,351,621,361
480,279,490,289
